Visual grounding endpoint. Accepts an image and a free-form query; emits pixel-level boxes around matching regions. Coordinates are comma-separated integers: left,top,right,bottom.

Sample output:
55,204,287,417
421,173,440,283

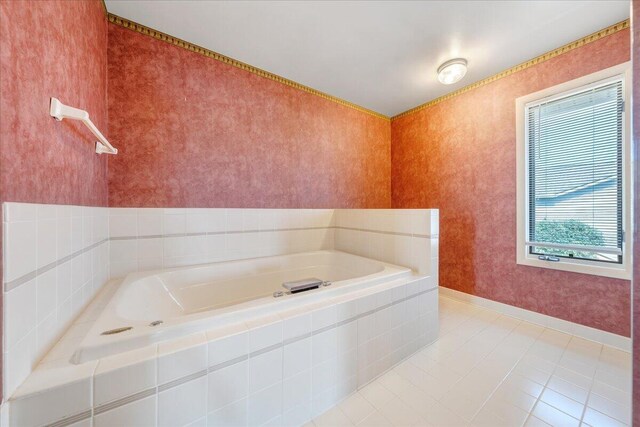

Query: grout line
577,347,602,424
422,297,573,424
249,341,283,358
528,336,579,424
581,346,632,425
4,239,109,292
89,285,436,418
430,311,528,420
110,226,433,240
43,410,92,427
110,226,334,240
93,387,157,415
4,225,434,293
470,319,544,424
157,369,207,392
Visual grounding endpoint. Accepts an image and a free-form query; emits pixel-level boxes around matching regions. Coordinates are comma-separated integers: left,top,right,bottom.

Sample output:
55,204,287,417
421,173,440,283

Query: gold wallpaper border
105,9,628,122
107,13,390,121
391,19,630,120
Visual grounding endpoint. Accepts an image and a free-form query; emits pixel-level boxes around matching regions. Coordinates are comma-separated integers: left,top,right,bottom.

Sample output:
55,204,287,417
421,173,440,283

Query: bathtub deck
8,265,438,427
310,294,631,427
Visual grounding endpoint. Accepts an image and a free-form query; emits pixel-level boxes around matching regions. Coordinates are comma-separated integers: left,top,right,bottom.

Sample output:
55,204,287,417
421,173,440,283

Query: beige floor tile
439,389,487,422
587,393,630,424
313,295,631,427
531,401,580,427
539,388,585,420
471,407,512,427
376,396,426,426
359,381,396,409
422,402,470,427
523,415,553,427
546,375,589,404
492,383,538,413
339,393,376,425
356,410,394,427
582,407,628,427
483,395,530,426
314,406,354,427
589,380,630,408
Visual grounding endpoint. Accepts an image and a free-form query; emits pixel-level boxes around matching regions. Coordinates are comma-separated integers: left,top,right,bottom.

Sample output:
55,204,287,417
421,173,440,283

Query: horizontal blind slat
526,79,623,261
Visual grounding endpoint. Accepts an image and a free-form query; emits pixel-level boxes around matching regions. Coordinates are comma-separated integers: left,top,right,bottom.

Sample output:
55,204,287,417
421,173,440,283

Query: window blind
526,79,623,263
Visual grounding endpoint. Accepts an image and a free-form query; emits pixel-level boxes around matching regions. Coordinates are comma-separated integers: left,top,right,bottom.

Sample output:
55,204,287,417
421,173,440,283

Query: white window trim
516,62,632,280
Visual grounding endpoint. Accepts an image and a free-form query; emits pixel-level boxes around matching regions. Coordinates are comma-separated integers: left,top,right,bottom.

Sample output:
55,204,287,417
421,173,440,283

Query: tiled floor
308,295,631,427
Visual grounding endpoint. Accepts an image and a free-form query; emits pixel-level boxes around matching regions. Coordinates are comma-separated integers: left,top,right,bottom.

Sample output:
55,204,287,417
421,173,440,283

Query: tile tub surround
108,208,439,279
2,203,109,399
335,209,438,276
7,273,438,427
108,208,336,278
2,205,437,401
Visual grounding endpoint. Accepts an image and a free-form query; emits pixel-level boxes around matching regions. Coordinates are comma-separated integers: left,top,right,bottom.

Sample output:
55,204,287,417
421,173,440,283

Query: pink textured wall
107,23,391,208
632,0,639,424
0,0,109,206
391,29,631,336
0,0,108,402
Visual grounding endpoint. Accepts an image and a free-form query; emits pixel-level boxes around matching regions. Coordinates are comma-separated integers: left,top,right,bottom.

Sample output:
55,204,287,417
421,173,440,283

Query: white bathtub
72,250,412,363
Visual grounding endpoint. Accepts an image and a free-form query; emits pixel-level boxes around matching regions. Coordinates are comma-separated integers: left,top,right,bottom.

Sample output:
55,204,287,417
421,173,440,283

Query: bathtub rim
72,250,413,363
10,271,437,405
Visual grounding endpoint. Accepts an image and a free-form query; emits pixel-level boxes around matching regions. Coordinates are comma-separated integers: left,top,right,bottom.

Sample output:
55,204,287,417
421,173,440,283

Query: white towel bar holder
49,97,118,155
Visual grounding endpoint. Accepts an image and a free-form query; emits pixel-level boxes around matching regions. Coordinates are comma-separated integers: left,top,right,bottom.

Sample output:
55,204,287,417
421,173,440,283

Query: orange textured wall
391,29,631,336
107,23,391,208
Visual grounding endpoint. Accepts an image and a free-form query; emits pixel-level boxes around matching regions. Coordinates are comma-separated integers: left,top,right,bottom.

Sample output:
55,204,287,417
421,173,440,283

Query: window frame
516,62,631,280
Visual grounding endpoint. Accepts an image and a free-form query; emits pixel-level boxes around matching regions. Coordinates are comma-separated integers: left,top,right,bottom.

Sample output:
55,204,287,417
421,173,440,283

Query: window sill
517,254,630,280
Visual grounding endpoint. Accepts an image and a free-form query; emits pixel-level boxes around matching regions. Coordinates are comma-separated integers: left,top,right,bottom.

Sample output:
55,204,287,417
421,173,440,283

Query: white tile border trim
438,286,631,352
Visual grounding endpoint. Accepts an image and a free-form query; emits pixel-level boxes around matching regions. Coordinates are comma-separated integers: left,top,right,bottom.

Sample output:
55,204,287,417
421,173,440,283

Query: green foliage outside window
533,219,605,259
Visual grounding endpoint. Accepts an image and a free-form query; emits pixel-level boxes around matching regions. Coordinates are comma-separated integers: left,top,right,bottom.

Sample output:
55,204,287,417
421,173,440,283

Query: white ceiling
105,1,629,117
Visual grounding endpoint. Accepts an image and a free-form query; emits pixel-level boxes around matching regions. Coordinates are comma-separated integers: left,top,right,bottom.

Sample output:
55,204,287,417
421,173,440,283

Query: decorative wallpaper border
106,13,389,121
391,19,630,120
104,8,627,124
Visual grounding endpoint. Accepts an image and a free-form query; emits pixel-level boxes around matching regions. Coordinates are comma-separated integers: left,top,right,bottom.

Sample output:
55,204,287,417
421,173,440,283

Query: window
516,63,630,279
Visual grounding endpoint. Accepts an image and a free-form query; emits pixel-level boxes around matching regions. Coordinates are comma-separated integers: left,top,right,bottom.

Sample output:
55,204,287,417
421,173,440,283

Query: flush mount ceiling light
437,58,468,85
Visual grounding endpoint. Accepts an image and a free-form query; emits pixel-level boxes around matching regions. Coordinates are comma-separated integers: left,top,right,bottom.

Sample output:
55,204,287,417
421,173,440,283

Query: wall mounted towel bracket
49,97,118,155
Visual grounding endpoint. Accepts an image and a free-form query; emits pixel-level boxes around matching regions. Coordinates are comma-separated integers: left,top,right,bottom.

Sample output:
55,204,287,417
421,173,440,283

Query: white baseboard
439,286,631,352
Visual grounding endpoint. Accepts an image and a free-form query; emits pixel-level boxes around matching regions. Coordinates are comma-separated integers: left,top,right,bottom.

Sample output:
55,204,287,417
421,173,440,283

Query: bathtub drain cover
101,326,133,335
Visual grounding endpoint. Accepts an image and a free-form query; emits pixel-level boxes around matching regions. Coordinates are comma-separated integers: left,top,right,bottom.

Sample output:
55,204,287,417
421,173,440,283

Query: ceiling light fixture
437,58,468,85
